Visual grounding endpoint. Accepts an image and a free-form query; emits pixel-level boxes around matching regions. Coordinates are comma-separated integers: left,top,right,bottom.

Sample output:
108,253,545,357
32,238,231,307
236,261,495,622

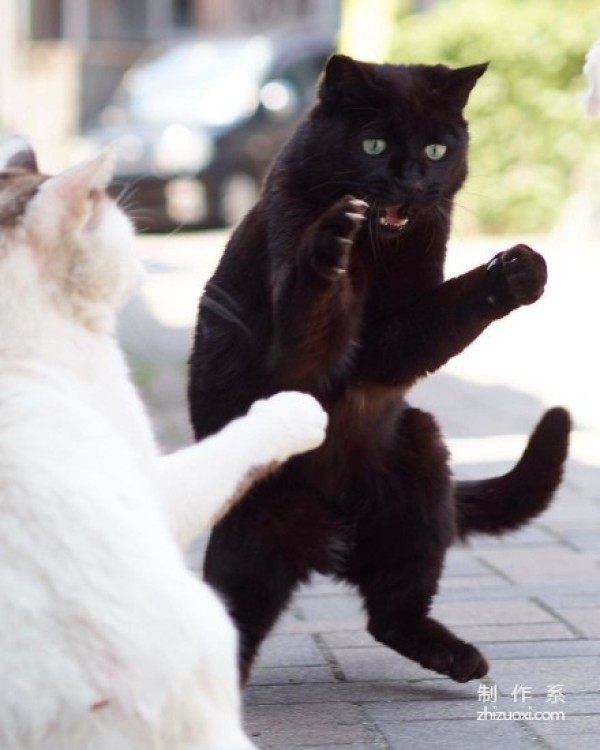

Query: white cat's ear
46,147,116,199
0,135,39,173
28,147,117,232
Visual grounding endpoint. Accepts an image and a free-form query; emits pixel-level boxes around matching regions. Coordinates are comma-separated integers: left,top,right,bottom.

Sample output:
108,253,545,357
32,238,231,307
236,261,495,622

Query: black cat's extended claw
331,266,348,276
348,198,369,213
345,211,367,222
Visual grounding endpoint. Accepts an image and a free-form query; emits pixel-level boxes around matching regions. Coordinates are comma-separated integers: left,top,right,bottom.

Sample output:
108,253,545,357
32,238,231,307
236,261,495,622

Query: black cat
188,55,571,684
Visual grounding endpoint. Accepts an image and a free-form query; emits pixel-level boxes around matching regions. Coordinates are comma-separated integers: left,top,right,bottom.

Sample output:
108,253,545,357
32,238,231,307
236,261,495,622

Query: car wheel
219,172,260,226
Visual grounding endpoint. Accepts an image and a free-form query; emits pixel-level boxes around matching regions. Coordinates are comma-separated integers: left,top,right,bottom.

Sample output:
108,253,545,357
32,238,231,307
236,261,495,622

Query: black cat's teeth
378,205,410,230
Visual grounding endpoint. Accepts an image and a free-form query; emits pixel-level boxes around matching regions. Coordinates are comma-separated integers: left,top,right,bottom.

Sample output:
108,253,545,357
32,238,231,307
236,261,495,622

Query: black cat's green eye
424,144,447,161
362,139,387,156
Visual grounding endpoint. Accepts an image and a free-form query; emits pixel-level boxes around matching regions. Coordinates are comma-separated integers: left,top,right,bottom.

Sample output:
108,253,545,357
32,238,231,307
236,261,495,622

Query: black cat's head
295,55,487,238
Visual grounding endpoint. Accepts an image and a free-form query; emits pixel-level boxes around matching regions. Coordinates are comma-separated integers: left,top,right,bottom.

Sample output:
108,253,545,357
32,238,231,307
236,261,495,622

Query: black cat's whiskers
365,199,381,262
442,195,480,222
455,180,495,200
202,281,252,337
366,198,395,261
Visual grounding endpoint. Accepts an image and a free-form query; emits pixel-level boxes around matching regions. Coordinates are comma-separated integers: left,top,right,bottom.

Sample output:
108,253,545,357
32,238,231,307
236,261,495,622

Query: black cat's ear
0,135,39,173
319,54,381,108
433,63,488,109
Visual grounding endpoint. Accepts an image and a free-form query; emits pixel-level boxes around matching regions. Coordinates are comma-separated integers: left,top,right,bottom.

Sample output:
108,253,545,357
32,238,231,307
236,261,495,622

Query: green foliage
387,0,600,233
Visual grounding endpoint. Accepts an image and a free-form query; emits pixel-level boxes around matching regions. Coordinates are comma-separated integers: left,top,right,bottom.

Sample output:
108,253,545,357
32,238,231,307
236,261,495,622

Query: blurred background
2,0,600,235
3,7,600,746
1,0,599,453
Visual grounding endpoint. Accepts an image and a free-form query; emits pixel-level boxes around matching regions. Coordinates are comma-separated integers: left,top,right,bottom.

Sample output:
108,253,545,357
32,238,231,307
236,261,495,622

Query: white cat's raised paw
247,391,328,463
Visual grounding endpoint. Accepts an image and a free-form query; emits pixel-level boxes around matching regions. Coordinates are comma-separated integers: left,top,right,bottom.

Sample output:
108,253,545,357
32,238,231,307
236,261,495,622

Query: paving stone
488,655,600,695
244,703,377,748
553,608,600,638
295,593,367,625
475,546,600,585
431,598,554,627
364,698,478,722
439,575,509,591
559,529,600,551
442,548,494,576
538,498,600,528
319,630,377,650
482,639,600,660
412,373,545,439
560,465,600,498
297,576,354,597
244,680,474,707
330,646,442,683
249,665,337,686
451,621,576,644
273,615,366,636
536,588,600,609
254,634,326,669
468,524,558,548
378,717,539,750
528,715,600,750
433,585,541,603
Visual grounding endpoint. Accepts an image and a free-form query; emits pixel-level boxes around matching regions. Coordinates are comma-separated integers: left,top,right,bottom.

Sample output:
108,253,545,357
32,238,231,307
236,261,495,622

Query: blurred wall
0,0,79,169
0,0,340,165
0,0,21,135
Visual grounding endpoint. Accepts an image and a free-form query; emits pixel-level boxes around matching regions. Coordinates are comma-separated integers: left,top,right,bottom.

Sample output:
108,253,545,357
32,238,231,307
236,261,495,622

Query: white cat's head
0,137,143,333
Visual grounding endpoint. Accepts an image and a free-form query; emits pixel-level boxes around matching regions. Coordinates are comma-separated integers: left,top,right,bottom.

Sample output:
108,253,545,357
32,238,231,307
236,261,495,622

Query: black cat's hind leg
360,566,489,683
204,480,333,684
345,408,489,683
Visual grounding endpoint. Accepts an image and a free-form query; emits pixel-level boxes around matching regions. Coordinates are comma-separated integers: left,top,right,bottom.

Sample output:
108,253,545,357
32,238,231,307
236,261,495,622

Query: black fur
188,55,571,684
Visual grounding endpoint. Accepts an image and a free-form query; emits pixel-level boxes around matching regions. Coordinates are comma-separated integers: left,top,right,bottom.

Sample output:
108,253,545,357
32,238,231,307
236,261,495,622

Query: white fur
0,145,328,750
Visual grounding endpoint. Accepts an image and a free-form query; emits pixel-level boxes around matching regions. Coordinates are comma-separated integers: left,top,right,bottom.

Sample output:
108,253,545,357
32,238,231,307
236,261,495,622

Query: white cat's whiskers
0,140,329,750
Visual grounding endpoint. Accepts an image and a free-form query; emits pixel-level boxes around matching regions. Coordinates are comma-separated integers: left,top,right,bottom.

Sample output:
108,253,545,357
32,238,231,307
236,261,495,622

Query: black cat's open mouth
378,205,410,231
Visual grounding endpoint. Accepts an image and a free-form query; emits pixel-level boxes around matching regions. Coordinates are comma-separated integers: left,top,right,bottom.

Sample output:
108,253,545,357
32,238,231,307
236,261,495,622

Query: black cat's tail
455,407,571,539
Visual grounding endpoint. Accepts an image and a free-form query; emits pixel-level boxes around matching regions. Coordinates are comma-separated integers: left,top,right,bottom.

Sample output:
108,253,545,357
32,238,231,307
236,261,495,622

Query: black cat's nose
407,180,425,195
395,163,426,200
391,179,425,208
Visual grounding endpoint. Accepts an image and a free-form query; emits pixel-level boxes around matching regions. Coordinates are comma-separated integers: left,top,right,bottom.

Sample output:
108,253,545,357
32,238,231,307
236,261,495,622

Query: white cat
0,137,328,750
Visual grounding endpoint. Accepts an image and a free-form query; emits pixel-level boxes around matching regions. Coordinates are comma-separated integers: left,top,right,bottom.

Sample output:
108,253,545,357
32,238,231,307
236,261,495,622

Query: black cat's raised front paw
486,244,547,306
307,195,368,280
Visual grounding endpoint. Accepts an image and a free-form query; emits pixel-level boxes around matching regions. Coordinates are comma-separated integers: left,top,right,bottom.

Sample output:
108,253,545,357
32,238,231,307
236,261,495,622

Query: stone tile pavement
120,229,600,749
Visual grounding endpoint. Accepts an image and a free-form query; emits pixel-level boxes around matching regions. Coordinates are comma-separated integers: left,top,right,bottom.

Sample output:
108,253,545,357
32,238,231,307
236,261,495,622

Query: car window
119,38,273,127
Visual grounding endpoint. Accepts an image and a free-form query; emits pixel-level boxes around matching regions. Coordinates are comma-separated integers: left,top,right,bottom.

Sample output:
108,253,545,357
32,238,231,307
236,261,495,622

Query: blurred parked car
76,31,333,230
